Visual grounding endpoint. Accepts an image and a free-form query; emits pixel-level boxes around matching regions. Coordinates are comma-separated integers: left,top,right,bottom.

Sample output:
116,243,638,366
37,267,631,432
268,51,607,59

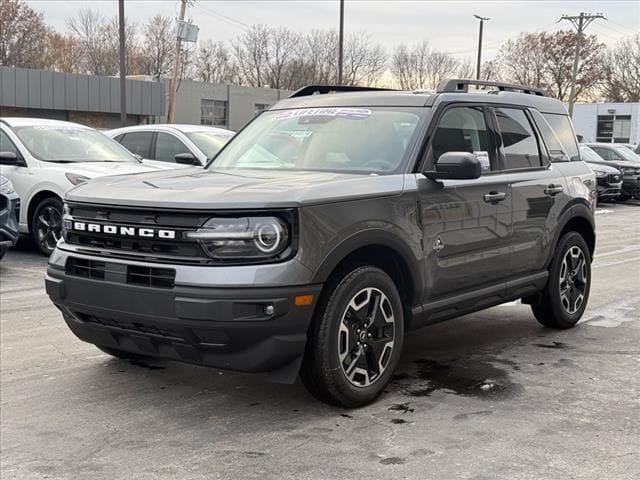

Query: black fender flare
544,201,596,268
310,228,424,305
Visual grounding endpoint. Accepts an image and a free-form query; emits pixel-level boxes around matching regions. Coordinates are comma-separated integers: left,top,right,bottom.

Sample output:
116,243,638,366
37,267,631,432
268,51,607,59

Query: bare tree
139,15,174,79
601,34,640,102
0,0,50,68
497,32,547,87
193,39,238,84
295,29,338,85
45,32,83,73
391,40,458,90
457,57,475,79
66,9,112,75
232,24,270,87
342,32,387,86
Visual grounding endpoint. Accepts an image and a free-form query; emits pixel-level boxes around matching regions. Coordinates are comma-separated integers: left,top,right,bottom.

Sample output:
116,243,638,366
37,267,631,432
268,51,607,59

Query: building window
596,115,631,143
200,99,228,126
255,103,270,115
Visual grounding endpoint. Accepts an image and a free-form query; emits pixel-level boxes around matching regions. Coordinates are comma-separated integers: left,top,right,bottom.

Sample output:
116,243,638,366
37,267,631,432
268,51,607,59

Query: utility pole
118,0,127,126
338,0,344,84
473,15,490,80
559,12,606,116
167,0,188,123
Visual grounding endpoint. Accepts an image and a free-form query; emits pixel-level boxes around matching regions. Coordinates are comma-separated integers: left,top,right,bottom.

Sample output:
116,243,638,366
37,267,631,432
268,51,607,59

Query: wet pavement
1,201,639,479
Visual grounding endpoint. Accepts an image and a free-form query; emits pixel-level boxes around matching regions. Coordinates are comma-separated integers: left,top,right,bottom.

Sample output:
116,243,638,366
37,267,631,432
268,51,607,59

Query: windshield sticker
276,108,372,121
474,151,491,171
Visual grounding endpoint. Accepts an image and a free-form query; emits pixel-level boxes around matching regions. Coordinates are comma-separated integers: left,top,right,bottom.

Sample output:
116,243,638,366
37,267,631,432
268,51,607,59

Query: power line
559,12,606,116
192,2,249,30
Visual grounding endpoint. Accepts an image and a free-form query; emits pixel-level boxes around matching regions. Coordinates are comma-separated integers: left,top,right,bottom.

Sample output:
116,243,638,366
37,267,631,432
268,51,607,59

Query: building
572,102,640,145
168,79,292,131
0,66,164,128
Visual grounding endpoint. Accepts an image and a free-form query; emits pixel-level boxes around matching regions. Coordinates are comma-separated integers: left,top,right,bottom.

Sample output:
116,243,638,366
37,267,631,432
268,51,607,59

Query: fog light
264,304,275,315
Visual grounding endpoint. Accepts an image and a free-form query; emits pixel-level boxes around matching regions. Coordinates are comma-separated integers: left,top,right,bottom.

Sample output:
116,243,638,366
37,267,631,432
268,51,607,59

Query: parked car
584,142,640,200
0,118,169,255
619,144,638,154
46,80,597,407
108,124,234,168
579,146,622,201
0,174,20,260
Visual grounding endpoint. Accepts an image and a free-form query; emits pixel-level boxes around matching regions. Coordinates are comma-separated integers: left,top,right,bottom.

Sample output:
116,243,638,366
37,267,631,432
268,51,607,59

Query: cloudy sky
27,0,639,61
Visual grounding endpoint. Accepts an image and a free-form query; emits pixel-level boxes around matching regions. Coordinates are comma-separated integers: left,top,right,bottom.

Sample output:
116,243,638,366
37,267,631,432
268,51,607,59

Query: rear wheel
532,231,591,329
301,266,404,407
31,197,63,256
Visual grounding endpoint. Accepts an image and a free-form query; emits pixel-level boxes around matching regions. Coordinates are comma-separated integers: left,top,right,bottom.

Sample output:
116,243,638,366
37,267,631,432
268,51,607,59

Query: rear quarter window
542,113,580,162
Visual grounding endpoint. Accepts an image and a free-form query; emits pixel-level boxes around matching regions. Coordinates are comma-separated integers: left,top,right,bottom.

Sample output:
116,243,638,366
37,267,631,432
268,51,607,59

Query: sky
27,0,640,61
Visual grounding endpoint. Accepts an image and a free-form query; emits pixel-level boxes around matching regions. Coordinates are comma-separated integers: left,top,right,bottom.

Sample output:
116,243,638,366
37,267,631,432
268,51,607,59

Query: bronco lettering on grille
70,221,176,239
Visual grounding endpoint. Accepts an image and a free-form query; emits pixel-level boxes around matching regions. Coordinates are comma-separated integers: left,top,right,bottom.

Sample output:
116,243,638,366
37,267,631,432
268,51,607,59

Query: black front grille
79,314,180,340
66,258,106,280
66,257,175,289
607,174,621,183
127,265,176,288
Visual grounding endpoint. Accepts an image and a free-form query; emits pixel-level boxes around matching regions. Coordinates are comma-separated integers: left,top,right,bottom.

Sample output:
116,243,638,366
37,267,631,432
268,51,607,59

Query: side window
591,147,617,161
119,132,153,158
495,108,541,169
543,113,580,161
431,106,492,172
530,109,567,162
154,133,190,163
0,130,20,156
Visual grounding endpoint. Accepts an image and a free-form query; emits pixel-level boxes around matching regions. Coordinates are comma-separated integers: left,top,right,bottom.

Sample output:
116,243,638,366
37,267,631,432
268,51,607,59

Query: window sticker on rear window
474,151,491,171
275,108,372,121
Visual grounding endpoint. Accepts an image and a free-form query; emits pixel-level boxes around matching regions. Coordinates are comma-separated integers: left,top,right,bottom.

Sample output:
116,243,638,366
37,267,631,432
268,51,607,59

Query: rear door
490,106,569,277
117,131,154,160
418,104,512,299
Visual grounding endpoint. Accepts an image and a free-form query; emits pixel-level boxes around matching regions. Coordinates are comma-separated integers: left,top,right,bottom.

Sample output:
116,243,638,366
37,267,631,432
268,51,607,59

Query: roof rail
289,85,396,98
437,79,547,96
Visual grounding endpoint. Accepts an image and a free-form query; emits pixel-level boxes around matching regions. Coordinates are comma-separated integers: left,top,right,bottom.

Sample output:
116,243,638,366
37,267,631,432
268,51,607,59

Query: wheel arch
546,203,596,267
311,230,423,327
27,190,63,234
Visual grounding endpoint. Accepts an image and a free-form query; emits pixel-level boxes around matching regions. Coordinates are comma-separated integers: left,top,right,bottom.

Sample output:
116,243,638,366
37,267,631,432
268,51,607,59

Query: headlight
185,216,291,261
65,173,90,185
0,176,15,194
592,169,606,177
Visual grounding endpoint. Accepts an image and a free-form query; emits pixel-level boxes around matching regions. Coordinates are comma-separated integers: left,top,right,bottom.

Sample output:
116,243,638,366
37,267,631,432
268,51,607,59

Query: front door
418,104,512,299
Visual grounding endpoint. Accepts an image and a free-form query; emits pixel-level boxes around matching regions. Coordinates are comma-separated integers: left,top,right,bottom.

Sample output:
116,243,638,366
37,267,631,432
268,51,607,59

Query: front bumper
596,178,622,199
46,254,322,380
622,176,640,197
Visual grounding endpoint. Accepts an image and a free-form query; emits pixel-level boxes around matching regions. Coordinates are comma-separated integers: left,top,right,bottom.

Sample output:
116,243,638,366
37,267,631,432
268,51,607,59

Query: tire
301,266,404,407
31,197,63,256
96,345,151,361
532,231,592,329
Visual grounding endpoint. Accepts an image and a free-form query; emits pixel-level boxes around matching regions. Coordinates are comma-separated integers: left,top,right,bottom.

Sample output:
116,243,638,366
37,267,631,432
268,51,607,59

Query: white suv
0,118,167,255
108,124,234,168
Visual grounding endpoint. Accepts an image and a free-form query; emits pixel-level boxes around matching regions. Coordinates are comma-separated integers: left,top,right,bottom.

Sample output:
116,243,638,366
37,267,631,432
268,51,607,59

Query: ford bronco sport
46,79,596,407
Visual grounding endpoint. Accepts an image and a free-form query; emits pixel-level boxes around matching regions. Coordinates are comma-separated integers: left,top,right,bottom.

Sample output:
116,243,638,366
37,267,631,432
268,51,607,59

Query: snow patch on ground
581,298,639,328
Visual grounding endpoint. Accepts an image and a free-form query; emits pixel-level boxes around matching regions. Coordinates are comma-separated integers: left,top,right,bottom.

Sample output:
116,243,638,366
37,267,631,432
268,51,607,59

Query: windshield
208,107,426,174
580,146,604,163
13,125,138,163
612,145,640,163
186,131,234,158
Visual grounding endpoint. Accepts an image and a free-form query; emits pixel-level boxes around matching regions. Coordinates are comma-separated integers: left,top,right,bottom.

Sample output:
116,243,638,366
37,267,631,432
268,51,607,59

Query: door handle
544,184,564,196
483,191,507,203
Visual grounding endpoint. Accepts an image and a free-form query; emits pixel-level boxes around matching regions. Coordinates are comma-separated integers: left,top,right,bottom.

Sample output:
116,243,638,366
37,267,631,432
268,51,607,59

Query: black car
46,79,597,407
579,146,622,201
0,174,20,259
585,143,640,200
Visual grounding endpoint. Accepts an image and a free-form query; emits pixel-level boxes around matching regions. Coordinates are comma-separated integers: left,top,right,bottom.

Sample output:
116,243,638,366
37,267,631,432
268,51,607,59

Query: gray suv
46,80,596,407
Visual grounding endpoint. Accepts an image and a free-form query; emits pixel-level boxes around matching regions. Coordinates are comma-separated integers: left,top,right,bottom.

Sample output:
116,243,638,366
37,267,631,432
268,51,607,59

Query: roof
271,88,568,115
108,124,235,135
0,117,92,128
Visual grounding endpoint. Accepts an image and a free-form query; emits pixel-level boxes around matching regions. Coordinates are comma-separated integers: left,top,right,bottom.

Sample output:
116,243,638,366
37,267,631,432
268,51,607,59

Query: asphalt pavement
1,201,639,480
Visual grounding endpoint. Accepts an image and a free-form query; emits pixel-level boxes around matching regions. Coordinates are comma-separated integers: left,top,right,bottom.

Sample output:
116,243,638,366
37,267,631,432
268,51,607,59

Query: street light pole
118,0,126,126
338,0,344,85
474,15,490,80
559,12,606,116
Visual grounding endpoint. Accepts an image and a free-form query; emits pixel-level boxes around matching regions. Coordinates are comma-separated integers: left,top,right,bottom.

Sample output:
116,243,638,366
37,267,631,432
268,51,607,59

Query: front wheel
301,266,404,407
31,197,63,256
532,231,592,329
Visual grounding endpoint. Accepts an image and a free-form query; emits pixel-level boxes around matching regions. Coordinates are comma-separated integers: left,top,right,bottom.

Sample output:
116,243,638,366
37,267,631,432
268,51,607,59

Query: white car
108,124,234,168
0,118,170,255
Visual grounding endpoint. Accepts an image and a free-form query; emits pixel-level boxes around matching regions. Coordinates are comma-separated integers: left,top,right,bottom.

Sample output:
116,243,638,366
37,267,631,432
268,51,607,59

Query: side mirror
0,151,23,166
175,152,200,166
425,152,481,180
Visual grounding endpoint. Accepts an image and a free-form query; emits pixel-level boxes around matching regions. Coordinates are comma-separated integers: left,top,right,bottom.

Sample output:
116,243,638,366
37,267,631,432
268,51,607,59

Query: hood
44,161,171,178
584,162,621,173
65,168,405,209
584,159,638,170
